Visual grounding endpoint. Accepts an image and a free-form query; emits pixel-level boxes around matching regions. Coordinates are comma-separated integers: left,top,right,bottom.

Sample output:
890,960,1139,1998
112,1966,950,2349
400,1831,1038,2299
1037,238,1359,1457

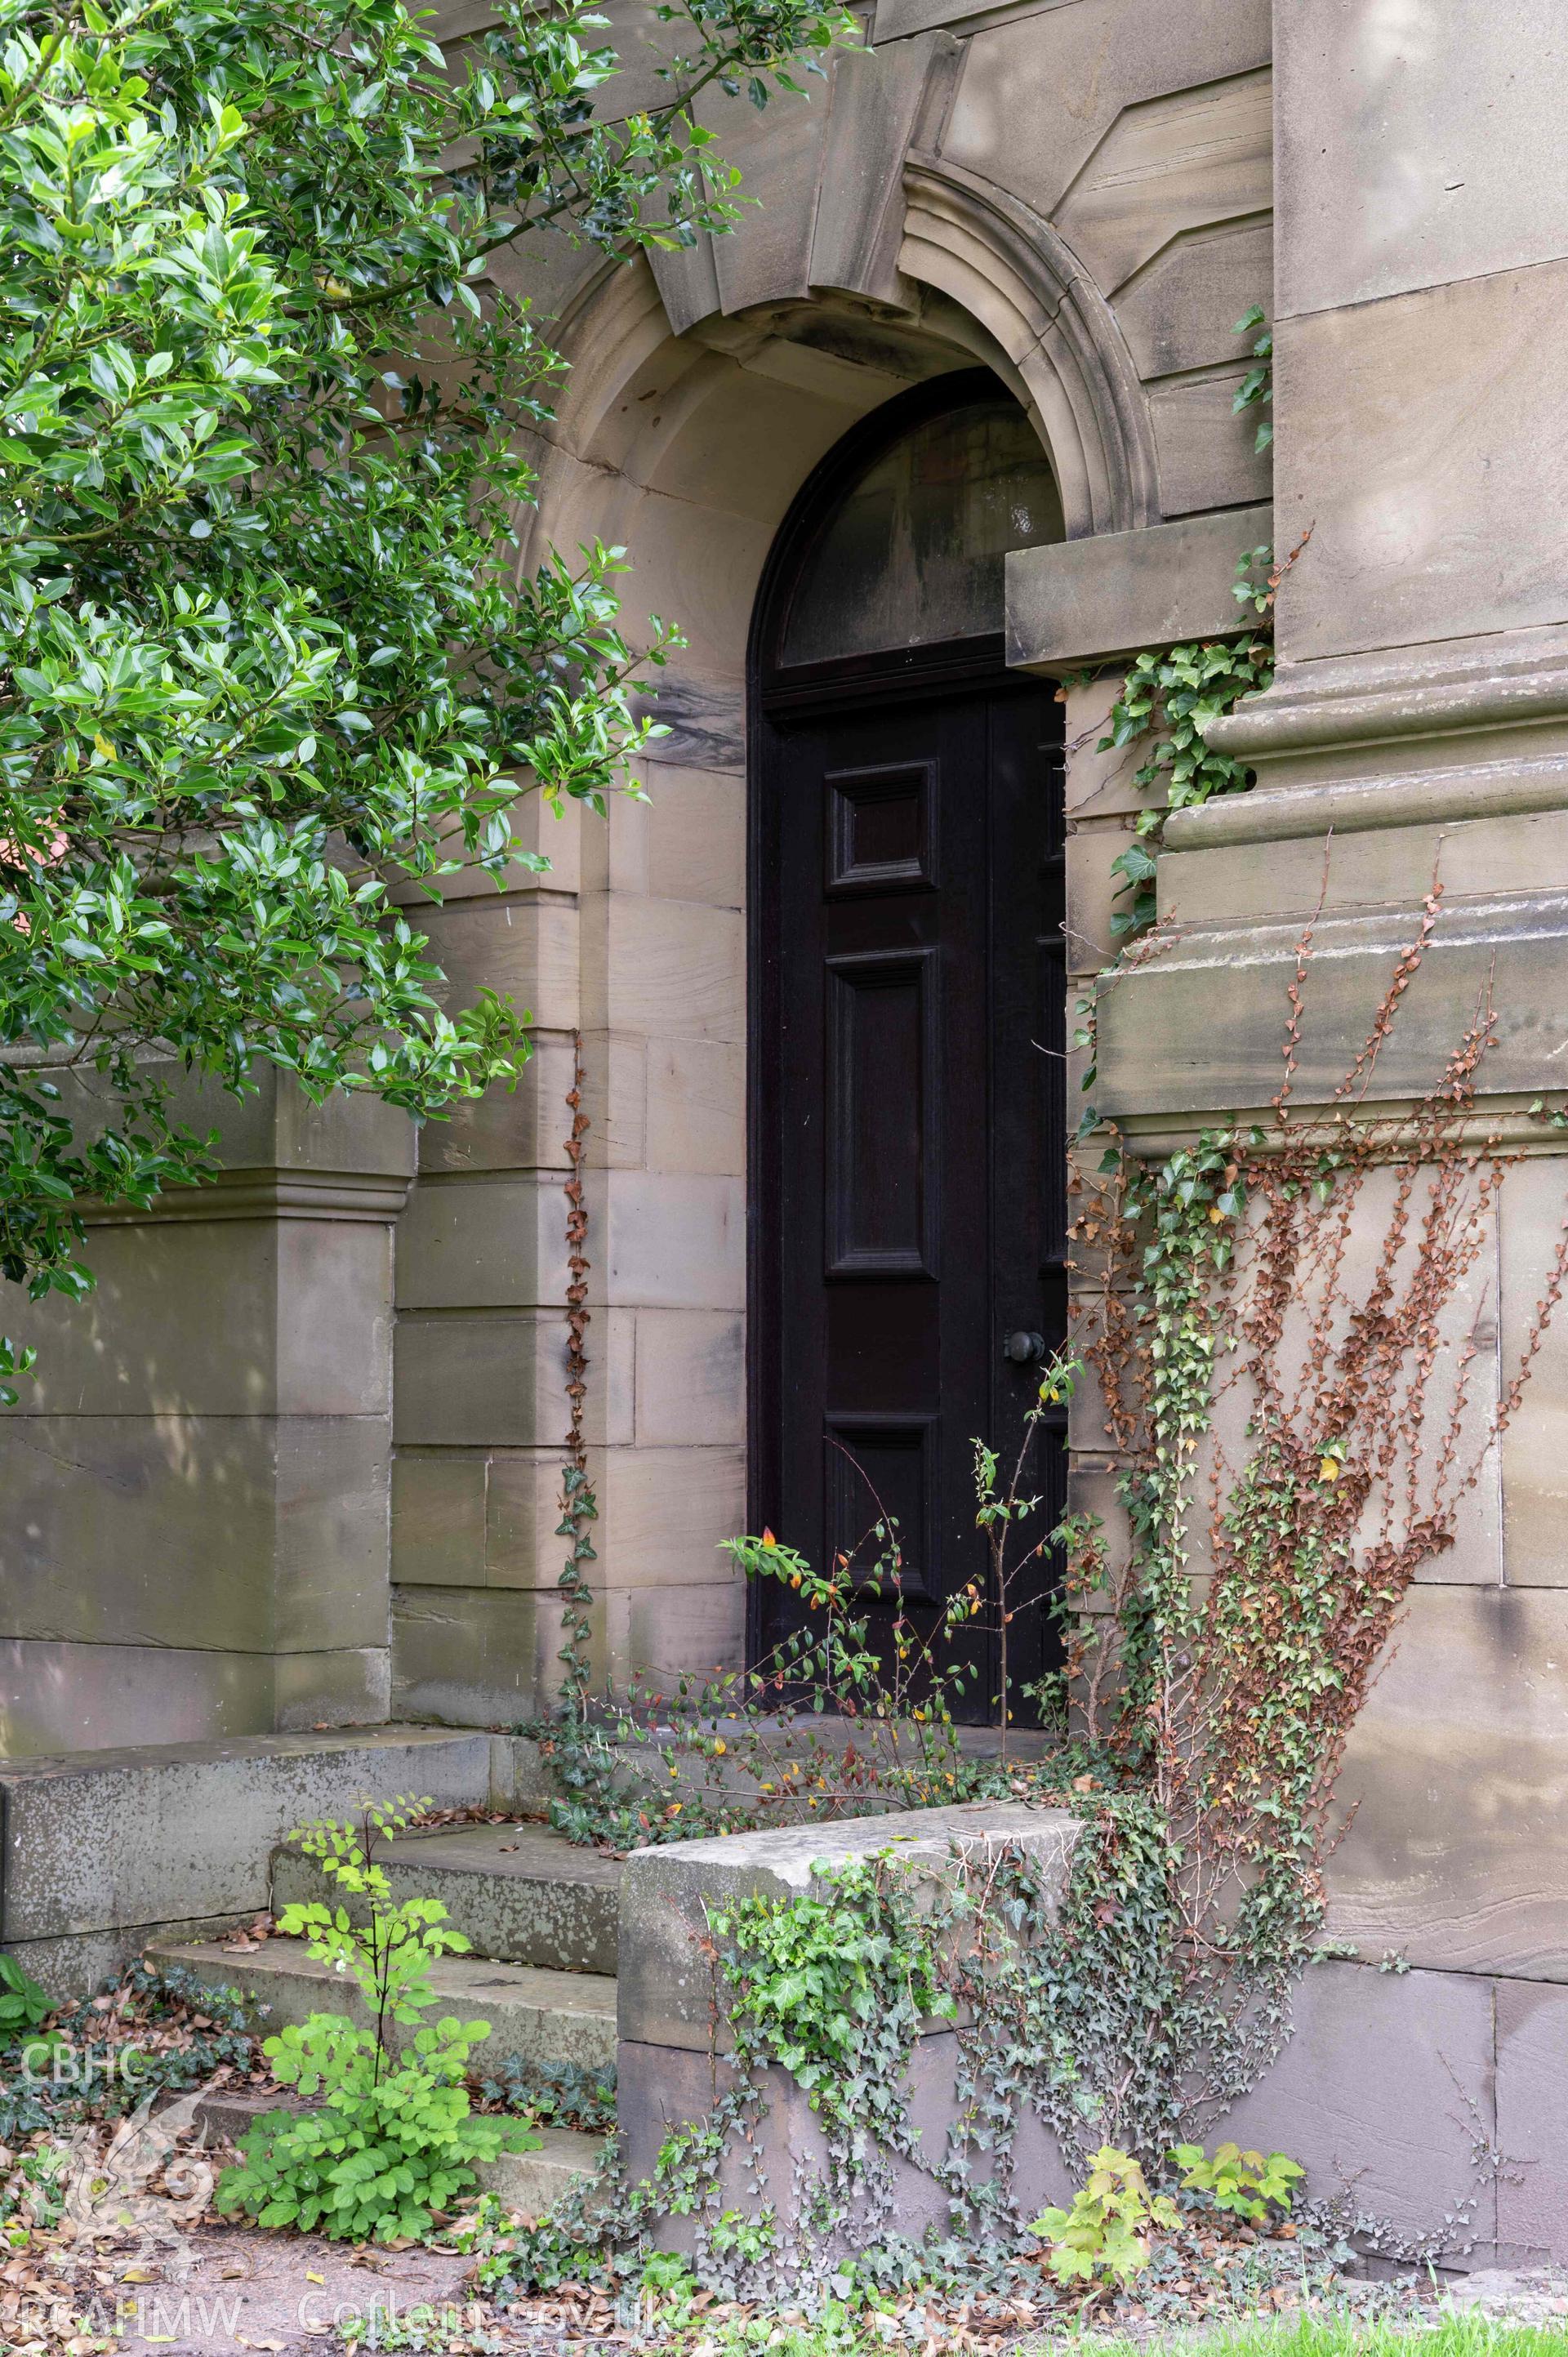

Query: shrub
216,2011,529,2243
0,0,851,1404
216,1799,537,2243
1032,2146,1180,2287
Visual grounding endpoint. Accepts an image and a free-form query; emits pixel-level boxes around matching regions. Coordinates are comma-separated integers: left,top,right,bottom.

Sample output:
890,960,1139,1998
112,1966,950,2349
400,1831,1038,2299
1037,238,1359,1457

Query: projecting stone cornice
80,1168,414,1226
1207,624,1568,763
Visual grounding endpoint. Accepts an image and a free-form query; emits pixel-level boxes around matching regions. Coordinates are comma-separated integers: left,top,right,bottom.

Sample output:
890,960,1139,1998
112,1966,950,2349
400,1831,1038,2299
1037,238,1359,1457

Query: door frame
745,368,1060,1684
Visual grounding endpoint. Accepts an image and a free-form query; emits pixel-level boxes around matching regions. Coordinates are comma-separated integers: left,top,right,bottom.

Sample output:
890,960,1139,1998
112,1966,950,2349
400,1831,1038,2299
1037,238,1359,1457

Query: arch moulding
897,154,1160,540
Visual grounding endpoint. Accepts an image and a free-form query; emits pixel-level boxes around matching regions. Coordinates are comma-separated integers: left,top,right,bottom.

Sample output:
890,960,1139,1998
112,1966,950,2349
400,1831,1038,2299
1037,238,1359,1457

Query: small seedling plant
0,2141,68,2252
273,1796,474,2063
540,1346,1084,1851
1032,2145,1180,2287
0,1952,65,2066
1171,2139,1304,2223
216,1798,536,2243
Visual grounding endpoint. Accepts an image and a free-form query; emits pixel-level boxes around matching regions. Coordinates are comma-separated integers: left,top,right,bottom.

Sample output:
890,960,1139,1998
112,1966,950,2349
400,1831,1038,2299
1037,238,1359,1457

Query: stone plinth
616,1802,1081,2252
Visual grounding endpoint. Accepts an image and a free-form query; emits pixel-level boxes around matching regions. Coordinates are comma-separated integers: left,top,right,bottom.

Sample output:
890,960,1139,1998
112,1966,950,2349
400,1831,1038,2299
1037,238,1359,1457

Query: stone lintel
617,1800,1080,2052
1004,505,1271,671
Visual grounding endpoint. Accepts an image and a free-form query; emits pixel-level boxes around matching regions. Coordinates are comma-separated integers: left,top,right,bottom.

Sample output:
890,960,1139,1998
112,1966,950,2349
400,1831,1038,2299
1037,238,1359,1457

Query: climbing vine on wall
534,1035,633,1846
507,893,1568,2307
1058,898,1568,2155
506,301,1568,2295
1089,304,1285,937
1232,305,1273,452
1100,622,1275,935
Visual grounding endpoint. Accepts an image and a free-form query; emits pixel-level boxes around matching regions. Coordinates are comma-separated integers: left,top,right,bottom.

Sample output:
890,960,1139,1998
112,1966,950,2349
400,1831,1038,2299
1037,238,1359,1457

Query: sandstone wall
390,0,1278,1724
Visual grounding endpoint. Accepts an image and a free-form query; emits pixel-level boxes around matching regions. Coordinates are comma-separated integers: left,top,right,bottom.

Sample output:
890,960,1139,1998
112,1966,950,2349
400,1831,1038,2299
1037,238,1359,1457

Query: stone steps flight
270,1821,622,1975
148,1935,617,2072
151,1820,626,2213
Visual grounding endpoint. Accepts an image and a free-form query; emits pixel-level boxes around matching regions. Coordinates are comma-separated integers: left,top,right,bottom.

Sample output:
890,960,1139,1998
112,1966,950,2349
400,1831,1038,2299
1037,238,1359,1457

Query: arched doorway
748,368,1070,1722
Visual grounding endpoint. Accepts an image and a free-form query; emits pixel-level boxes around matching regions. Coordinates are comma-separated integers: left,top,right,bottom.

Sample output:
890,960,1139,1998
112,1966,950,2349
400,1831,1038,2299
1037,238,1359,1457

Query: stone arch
526,261,1004,755
898,155,1160,537
391,226,1146,1719
518,41,1160,557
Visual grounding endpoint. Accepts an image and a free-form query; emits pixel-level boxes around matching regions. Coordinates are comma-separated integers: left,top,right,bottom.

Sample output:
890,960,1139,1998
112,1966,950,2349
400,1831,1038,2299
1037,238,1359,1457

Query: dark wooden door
751,669,1067,1721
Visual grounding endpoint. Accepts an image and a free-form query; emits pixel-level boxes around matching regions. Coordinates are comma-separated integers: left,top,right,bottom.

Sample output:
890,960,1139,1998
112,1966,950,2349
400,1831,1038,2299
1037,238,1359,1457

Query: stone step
486,2122,609,2219
270,1822,622,1974
0,1727,545,2002
149,1935,617,2071
192,2088,607,2221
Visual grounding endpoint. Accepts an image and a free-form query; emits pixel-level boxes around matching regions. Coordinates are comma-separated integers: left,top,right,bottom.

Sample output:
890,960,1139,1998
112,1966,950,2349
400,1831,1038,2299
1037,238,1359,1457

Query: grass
672,2310,1568,2357
1089,2318,1568,2356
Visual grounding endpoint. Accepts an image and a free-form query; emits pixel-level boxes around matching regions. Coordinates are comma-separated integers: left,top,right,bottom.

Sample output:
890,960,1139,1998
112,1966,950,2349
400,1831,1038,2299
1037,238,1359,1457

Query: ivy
481,1816,1316,2317
498,911,1568,2307
1077,301,1278,945
1102,626,1275,935
0,1963,258,2145
1232,305,1274,452
473,2054,617,2134
709,1856,956,2162
531,1401,1077,1851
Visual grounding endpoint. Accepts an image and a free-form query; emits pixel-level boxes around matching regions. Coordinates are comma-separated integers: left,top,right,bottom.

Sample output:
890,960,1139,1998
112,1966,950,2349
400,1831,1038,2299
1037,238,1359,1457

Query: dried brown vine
1058,896,1568,2136
564,1030,590,1472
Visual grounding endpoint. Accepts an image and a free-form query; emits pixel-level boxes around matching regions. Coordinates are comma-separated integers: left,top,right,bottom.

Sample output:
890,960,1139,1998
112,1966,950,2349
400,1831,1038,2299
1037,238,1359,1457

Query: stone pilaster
1127,0,1568,1113
1080,5,1568,2245
0,1072,414,1755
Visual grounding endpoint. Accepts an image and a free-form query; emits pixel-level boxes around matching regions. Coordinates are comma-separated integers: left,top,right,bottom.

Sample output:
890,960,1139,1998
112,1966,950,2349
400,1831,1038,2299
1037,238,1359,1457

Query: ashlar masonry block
1225,1959,1499,2256
616,1804,1081,2251
587,1445,746,1591
633,1311,744,1446
1325,1587,1568,1981
391,1584,576,1727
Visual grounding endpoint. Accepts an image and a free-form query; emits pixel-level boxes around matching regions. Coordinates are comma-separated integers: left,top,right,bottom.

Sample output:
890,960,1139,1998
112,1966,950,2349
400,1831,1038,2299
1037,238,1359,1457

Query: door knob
1003,1329,1047,1365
